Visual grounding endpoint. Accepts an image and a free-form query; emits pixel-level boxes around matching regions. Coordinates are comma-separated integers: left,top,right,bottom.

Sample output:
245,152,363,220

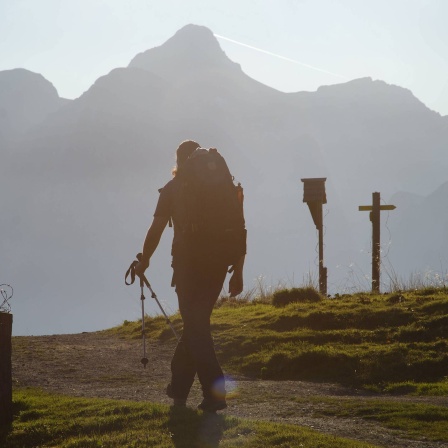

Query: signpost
359,192,396,293
0,284,13,427
301,178,327,295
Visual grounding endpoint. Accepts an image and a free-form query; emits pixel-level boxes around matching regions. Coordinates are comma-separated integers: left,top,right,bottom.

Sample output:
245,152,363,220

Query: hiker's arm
229,255,245,297
135,216,169,277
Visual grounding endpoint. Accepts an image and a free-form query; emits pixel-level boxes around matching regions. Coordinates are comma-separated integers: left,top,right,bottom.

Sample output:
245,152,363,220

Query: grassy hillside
1,389,377,448
108,287,448,393
5,287,448,447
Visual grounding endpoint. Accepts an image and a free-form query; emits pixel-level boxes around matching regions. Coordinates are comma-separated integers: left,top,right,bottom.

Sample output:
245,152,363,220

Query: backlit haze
2,1,448,336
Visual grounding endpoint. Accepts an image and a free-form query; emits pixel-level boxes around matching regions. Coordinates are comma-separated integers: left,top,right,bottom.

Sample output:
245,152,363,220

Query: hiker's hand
229,255,245,297
229,271,243,297
135,259,149,279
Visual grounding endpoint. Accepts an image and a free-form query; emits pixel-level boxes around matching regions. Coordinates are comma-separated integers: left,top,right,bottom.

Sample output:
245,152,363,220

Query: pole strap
125,260,139,286
125,255,181,343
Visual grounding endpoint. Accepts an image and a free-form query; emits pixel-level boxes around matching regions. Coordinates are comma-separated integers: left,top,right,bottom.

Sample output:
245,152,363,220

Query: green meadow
2,389,378,448
112,287,448,392
3,286,448,446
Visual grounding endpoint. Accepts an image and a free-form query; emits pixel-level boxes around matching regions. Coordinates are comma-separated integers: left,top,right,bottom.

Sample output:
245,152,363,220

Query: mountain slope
0,68,68,140
388,181,448,278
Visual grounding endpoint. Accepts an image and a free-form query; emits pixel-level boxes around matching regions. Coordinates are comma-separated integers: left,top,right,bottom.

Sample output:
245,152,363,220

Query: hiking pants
170,260,228,401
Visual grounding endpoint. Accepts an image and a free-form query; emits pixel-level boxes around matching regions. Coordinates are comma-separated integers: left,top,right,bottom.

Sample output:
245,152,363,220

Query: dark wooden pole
317,207,327,295
301,178,327,295
372,192,381,293
0,312,13,426
359,193,395,294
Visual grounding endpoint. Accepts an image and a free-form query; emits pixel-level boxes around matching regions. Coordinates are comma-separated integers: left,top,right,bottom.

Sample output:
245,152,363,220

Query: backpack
174,147,246,268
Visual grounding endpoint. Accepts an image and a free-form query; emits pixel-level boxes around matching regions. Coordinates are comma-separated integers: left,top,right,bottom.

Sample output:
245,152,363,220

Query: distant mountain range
2,24,448,335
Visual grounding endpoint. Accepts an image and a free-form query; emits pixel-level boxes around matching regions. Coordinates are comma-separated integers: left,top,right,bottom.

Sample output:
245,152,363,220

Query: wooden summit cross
359,192,396,293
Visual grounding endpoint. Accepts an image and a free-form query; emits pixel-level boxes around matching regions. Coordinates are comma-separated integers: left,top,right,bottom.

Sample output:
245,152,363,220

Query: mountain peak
170,24,217,44
0,68,65,134
0,68,60,99
315,77,437,116
128,24,238,77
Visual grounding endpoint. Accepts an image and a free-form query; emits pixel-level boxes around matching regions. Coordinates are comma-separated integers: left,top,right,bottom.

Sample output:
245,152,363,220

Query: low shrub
272,287,322,307
215,295,250,308
384,381,418,395
387,294,406,304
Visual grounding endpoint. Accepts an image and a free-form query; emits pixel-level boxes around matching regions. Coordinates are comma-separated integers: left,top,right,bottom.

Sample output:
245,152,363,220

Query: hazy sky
1,0,448,115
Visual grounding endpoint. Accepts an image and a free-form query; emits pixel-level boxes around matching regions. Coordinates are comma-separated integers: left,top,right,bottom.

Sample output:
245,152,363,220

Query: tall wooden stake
317,206,327,295
372,192,381,293
301,178,327,295
359,192,396,293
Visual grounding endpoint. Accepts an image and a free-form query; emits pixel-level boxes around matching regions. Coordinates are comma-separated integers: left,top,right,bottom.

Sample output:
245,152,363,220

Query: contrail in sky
214,34,348,80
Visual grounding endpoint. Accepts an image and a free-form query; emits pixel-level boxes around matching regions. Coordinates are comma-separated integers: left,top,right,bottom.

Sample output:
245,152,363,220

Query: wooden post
301,178,327,295
317,206,327,295
359,193,396,294
0,312,13,426
371,192,381,293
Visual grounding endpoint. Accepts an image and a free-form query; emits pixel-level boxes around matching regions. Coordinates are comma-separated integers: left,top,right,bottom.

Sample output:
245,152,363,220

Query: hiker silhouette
135,140,246,412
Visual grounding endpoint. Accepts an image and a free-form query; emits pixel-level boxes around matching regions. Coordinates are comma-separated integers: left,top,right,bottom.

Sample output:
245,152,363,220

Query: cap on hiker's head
176,140,200,167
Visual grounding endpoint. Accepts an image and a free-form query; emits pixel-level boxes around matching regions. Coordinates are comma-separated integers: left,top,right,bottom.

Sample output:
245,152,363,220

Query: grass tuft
272,287,322,307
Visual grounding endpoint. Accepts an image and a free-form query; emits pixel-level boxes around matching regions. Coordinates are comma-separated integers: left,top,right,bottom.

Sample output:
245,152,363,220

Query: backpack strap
158,186,173,227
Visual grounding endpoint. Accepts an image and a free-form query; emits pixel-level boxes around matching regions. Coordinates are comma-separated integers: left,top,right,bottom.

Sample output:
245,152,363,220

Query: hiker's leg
167,264,197,401
176,263,228,400
168,334,196,401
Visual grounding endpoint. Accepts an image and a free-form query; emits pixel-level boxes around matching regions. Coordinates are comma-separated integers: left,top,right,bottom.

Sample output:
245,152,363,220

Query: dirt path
12,332,448,448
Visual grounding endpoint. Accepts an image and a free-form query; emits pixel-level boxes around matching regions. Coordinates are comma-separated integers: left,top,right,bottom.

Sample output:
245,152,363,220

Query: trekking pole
135,254,181,343
125,254,180,368
139,276,149,368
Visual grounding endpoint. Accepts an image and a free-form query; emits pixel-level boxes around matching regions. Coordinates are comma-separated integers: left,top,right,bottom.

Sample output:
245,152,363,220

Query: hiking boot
166,383,174,398
197,398,227,413
166,383,187,407
172,399,187,407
